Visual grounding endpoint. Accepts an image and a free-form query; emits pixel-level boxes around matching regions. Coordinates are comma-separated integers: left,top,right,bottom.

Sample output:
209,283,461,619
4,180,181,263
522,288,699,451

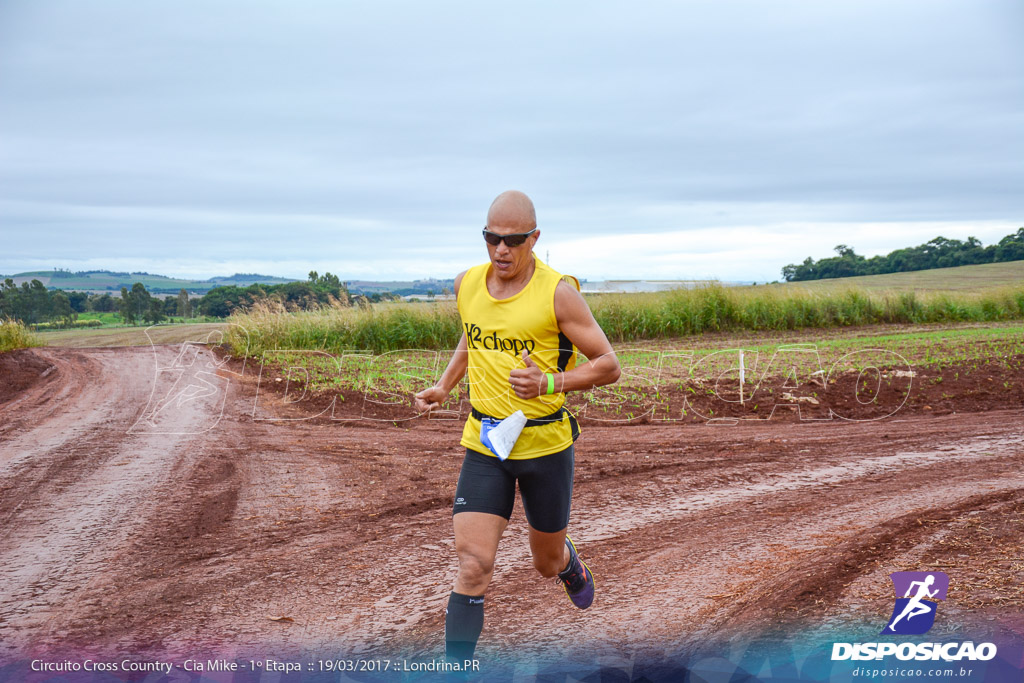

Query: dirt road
1,344,1022,673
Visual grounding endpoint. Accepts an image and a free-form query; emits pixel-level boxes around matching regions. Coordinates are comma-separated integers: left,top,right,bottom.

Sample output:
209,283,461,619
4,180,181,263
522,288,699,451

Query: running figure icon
882,571,949,635
888,574,938,631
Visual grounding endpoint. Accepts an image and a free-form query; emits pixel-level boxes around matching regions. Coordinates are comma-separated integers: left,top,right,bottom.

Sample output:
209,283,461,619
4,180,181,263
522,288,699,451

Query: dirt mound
0,348,55,405
244,351,1024,425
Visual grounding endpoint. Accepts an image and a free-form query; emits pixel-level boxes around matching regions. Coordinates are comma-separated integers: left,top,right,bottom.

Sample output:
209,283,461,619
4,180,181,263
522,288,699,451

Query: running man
414,190,621,662
888,574,939,631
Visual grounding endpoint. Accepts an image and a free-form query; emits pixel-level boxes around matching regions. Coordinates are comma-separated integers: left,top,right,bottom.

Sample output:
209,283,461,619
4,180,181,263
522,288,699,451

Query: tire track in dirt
0,350,153,526
696,487,1024,643
0,349,106,469
0,345,234,660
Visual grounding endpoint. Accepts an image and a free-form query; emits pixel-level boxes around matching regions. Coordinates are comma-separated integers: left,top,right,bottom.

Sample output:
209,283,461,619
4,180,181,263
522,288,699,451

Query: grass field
35,322,228,348
71,312,219,328
75,311,127,326
29,263,1024,374
768,259,1024,293
225,283,1024,357
254,321,1024,396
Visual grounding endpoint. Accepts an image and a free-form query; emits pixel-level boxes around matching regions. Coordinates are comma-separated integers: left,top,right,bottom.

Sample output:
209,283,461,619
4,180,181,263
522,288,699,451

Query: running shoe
557,535,594,609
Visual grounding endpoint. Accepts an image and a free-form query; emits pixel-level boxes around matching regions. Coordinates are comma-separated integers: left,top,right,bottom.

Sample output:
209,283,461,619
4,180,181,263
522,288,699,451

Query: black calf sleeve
445,591,485,661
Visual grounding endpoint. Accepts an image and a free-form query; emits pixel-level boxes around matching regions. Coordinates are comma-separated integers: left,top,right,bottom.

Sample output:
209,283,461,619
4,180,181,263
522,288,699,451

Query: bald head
486,190,537,231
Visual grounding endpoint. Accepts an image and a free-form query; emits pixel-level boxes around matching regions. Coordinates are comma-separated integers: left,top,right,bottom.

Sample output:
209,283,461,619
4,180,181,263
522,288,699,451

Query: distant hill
6,269,296,295
768,260,1024,294
4,269,458,297
346,278,455,296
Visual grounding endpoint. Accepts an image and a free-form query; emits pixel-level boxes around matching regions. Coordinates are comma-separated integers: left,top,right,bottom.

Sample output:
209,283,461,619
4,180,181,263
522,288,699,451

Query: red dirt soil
1,343,1022,672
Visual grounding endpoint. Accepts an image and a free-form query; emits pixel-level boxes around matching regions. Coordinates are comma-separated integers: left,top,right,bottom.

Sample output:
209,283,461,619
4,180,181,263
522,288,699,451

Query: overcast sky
1,0,1022,282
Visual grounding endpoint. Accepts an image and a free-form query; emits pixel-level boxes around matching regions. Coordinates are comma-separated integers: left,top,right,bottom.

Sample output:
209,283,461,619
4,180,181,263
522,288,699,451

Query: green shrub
0,318,38,352
31,319,104,330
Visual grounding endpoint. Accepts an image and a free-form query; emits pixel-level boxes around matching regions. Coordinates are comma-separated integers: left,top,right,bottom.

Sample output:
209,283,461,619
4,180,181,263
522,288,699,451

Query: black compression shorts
452,445,574,534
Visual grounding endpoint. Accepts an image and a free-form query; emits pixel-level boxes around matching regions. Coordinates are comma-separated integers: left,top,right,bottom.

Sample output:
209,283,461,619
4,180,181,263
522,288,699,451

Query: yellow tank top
458,254,579,459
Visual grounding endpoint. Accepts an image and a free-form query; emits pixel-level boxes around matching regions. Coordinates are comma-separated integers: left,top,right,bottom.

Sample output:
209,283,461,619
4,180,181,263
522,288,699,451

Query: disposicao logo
881,571,949,635
831,570,997,662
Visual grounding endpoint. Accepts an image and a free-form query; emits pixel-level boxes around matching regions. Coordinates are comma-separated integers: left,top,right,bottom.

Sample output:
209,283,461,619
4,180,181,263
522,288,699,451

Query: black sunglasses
482,227,537,248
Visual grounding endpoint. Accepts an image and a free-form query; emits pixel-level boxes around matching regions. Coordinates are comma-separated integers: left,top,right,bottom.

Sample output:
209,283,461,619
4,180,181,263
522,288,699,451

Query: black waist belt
471,406,580,442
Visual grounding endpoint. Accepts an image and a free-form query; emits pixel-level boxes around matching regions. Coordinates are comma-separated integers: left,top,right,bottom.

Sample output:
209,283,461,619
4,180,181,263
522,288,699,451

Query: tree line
191,271,354,316
1,278,199,327
117,284,194,325
1,271,355,326
0,279,79,326
781,228,1024,282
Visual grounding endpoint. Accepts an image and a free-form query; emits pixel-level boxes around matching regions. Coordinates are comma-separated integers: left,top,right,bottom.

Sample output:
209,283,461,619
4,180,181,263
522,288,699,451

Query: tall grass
591,284,1024,339
225,285,1024,357
226,300,463,357
0,318,38,353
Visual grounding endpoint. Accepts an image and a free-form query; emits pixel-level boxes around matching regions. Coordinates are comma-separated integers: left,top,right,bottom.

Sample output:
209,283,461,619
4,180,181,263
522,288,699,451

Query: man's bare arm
414,271,468,412
414,333,468,412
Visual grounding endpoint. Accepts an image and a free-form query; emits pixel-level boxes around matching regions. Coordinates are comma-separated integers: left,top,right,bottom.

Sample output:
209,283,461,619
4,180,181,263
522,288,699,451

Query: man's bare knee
528,526,568,578
458,553,495,592
460,553,495,580
532,551,563,578
453,511,506,595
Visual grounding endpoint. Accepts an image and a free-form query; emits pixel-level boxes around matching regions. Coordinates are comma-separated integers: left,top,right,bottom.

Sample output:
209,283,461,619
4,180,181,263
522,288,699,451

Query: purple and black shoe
558,535,594,609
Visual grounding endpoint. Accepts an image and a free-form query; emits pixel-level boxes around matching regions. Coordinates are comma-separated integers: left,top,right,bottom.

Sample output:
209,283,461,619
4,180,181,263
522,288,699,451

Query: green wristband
545,373,555,395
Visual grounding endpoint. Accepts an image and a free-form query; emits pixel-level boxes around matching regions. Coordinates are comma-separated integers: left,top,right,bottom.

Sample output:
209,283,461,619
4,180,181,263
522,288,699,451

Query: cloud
0,0,1021,281
546,220,1022,282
